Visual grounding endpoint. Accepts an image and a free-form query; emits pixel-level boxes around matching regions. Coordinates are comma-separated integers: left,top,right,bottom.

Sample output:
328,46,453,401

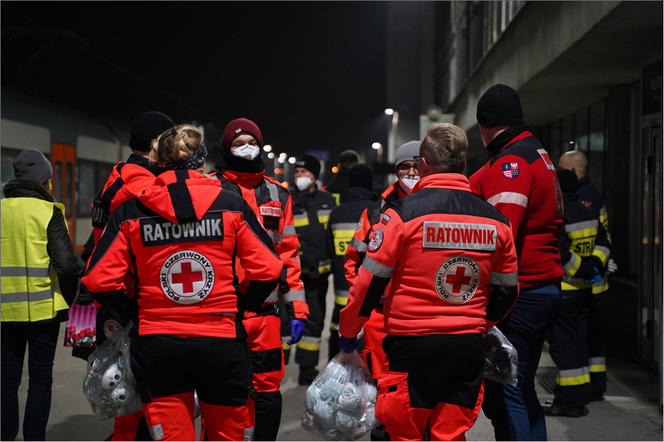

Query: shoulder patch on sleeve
368,228,384,252
501,161,520,179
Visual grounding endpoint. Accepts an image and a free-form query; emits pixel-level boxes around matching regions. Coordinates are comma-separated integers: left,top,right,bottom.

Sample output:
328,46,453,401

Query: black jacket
289,186,336,277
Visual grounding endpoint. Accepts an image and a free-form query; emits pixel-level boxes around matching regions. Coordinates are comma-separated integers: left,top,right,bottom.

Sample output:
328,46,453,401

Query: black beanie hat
476,84,525,128
556,168,578,194
130,111,175,152
294,154,321,179
12,149,52,184
348,164,374,191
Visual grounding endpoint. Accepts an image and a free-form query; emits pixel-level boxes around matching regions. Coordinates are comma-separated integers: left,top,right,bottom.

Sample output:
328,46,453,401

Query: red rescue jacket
83,170,283,338
340,173,519,338
469,129,563,289
214,168,308,321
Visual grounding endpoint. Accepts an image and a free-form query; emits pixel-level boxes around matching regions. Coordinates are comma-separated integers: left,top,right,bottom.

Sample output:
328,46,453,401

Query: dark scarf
485,123,531,157
3,179,55,202
215,150,265,174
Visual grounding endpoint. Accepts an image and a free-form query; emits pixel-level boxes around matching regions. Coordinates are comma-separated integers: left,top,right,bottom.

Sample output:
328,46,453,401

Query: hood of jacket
346,186,379,202
3,179,55,202
137,170,221,224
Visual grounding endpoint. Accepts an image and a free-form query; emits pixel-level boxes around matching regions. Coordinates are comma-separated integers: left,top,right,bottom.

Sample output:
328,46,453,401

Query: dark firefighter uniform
576,174,612,398
340,173,519,441
548,169,611,410
326,184,378,361
83,169,283,441
284,185,335,369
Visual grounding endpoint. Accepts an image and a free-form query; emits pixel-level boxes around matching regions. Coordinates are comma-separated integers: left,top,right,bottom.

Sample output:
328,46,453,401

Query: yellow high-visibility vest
1,197,70,323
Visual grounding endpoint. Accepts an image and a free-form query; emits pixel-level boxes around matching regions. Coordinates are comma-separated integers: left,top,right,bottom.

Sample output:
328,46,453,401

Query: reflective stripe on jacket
1,198,70,322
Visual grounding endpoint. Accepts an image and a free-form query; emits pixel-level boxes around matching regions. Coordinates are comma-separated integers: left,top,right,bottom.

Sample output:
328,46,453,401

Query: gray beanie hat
12,149,53,184
394,141,421,169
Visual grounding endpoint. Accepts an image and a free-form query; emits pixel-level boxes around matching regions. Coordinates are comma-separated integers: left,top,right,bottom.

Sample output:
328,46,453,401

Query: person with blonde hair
83,124,283,441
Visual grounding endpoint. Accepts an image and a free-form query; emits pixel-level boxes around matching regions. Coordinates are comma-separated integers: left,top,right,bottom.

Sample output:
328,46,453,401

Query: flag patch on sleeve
501,162,520,178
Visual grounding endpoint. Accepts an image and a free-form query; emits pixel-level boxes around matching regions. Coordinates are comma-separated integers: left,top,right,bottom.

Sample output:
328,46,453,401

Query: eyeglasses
413,155,423,168
396,162,417,172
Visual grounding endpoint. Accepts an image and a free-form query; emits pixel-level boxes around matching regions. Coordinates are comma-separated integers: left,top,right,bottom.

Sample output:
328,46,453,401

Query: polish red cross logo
446,266,472,293
160,251,215,305
171,262,203,293
435,256,481,304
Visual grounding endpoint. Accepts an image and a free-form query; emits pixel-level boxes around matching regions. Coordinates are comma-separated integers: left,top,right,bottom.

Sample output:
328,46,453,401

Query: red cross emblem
160,251,215,305
446,265,472,293
171,262,204,293
435,256,480,304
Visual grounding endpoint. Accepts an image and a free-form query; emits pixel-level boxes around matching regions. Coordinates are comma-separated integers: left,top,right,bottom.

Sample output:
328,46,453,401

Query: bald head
559,150,588,179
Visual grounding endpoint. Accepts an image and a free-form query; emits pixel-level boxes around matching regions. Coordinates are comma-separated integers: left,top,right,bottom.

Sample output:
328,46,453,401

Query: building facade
386,0,662,406
427,0,662,393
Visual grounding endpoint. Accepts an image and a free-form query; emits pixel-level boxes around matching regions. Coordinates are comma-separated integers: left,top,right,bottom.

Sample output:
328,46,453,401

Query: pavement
14,285,663,441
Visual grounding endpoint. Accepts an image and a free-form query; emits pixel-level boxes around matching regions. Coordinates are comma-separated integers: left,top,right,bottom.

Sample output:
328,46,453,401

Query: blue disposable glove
338,335,358,353
585,267,602,284
287,319,305,345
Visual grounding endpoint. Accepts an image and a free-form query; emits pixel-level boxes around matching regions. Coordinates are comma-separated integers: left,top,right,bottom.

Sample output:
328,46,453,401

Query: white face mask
398,175,420,194
232,144,261,160
296,176,314,191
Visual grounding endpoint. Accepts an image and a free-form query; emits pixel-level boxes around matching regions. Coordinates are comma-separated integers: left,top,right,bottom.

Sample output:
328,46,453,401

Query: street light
372,142,383,164
385,108,399,163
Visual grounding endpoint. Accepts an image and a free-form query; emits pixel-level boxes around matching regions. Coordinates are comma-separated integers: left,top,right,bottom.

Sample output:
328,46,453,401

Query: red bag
64,303,97,347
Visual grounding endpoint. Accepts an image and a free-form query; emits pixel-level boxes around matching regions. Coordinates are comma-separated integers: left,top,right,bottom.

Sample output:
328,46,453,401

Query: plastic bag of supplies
483,326,518,386
82,321,142,419
301,350,380,441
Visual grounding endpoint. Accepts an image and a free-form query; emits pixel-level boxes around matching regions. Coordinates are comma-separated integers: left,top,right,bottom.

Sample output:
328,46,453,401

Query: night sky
2,2,389,169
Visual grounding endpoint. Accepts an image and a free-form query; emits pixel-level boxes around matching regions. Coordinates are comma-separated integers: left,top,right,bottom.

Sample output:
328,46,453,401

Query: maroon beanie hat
222,118,263,152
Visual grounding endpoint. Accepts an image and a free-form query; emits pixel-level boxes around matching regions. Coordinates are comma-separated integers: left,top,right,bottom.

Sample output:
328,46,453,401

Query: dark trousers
588,294,607,397
253,390,282,441
1,322,60,441
548,291,597,406
482,284,562,441
282,274,329,368
131,335,254,440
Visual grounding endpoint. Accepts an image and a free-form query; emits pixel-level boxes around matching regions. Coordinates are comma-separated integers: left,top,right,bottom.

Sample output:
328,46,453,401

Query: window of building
76,159,114,218
588,100,606,196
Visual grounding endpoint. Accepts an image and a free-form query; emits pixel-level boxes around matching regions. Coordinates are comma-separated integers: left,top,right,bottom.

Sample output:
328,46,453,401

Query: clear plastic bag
301,350,380,441
82,321,142,419
483,326,518,386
